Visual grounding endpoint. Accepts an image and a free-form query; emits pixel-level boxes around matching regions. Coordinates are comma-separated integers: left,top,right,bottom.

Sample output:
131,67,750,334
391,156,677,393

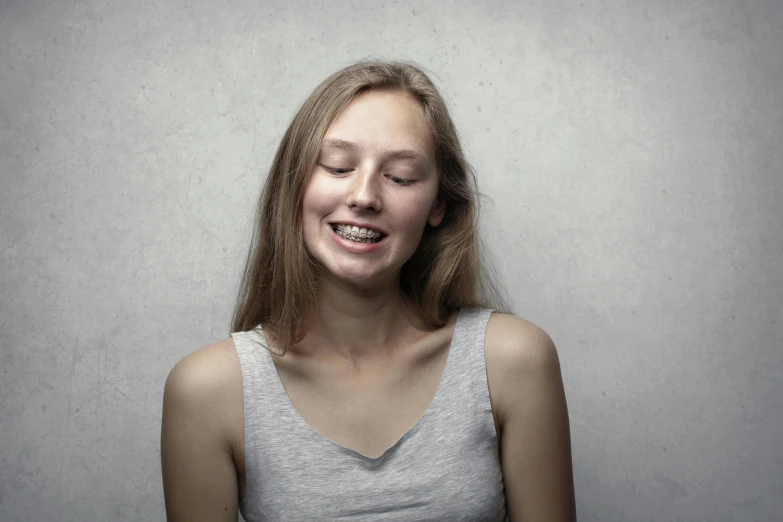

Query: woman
161,60,576,521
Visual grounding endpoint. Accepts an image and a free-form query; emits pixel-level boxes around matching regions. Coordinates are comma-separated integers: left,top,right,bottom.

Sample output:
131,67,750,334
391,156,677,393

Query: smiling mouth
331,224,385,244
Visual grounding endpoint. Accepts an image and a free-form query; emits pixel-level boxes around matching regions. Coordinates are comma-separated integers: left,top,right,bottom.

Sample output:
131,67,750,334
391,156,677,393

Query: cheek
407,189,439,218
396,194,438,231
302,180,333,222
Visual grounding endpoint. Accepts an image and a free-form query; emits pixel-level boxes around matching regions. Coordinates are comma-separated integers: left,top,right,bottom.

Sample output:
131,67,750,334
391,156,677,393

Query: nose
346,167,382,212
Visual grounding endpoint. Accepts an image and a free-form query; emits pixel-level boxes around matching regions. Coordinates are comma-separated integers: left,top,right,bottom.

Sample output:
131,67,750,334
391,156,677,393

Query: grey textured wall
2,1,781,521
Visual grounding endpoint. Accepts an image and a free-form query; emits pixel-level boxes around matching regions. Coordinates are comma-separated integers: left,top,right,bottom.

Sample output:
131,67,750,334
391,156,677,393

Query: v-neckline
259,308,465,461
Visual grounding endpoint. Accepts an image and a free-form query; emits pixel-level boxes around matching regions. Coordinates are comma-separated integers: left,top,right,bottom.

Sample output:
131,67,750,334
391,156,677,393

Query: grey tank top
231,307,508,521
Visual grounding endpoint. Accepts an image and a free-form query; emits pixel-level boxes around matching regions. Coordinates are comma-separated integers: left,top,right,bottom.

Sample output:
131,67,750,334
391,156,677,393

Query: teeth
335,224,382,238
333,223,383,243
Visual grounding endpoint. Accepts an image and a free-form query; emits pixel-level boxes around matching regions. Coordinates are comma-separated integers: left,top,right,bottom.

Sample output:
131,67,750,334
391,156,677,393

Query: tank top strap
230,325,294,443
231,325,277,393
428,307,499,446
439,307,494,393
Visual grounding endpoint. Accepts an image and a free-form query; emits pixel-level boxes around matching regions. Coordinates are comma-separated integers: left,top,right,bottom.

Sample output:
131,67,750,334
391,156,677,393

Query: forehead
322,90,435,158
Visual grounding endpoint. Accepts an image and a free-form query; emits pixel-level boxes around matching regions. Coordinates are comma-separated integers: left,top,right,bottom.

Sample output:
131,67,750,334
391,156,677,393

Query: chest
277,346,450,459
233,327,505,500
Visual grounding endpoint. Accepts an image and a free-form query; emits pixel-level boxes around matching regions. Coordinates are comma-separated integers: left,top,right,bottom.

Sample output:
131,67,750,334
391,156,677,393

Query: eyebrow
320,139,430,166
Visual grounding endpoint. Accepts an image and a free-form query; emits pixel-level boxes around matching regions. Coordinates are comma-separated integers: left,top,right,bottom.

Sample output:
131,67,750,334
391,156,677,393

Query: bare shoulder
485,312,575,520
163,337,244,454
484,312,562,425
485,312,560,373
161,338,244,521
165,337,243,405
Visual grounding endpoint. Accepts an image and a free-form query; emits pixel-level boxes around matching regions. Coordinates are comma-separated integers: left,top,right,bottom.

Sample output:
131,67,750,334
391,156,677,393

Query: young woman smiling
161,61,576,521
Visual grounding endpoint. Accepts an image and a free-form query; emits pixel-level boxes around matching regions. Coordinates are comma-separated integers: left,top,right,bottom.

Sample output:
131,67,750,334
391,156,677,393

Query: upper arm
161,340,243,522
486,313,576,522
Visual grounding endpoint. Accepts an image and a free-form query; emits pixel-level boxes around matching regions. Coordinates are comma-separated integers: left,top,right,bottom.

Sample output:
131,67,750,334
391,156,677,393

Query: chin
326,266,393,290
337,272,383,288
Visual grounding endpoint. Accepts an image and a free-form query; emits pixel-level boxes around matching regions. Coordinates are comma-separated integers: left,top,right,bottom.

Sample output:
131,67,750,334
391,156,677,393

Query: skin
298,89,445,365
161,89,575,521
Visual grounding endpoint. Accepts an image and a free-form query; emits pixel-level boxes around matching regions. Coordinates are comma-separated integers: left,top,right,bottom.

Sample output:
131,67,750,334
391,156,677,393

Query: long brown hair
230,60,509,354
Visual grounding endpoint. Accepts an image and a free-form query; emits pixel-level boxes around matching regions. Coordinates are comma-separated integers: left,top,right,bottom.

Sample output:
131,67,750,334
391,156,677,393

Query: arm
161,341,243,521
487,314,576,522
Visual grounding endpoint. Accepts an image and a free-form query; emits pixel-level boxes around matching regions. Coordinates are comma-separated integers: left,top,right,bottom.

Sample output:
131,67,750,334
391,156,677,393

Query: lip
328,221,388,236
328,223,386,254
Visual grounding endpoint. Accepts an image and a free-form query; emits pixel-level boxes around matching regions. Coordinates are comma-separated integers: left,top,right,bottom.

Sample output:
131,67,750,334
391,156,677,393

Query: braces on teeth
334,224,383,243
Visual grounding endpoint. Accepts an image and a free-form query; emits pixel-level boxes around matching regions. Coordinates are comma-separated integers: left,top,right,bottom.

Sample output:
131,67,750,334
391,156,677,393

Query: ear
428,197,445,227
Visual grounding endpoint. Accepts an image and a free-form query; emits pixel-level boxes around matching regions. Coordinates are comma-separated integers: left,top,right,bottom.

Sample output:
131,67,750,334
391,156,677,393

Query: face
301,89,444,289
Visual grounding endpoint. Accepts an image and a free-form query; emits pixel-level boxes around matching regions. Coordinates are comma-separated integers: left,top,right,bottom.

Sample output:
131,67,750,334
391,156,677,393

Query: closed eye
389,176,414,186
321,164,414,186
321,165,352,175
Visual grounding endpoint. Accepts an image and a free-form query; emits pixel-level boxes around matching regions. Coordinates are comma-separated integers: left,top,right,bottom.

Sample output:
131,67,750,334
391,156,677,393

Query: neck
301,276,427,367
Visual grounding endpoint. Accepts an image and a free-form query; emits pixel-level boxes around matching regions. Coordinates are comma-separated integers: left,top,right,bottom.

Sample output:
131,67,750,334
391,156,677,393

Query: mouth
330,223,386,244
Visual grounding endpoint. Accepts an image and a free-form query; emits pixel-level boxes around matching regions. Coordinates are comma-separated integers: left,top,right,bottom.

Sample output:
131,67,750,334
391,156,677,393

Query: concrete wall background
1,0,781,520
